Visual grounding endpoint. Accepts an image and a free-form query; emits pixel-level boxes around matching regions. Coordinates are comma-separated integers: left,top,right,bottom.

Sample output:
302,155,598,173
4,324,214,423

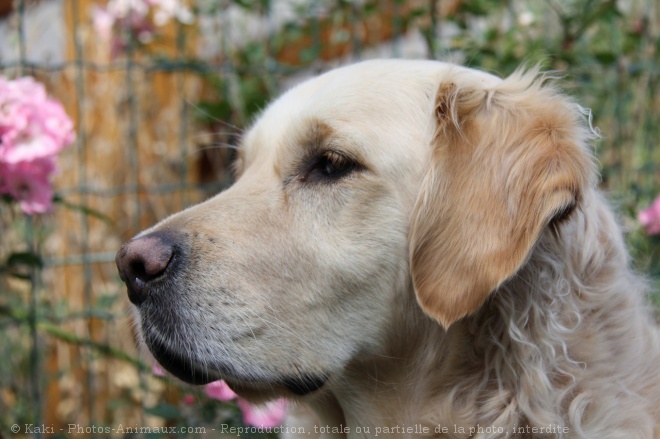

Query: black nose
116,232,175,306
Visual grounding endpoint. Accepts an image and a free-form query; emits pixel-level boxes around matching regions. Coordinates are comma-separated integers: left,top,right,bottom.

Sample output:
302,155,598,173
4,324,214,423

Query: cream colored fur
128,60,660,438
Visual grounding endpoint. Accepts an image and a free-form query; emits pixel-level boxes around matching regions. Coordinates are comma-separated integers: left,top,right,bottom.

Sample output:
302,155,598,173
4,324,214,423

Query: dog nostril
129,259,148,281
116,232,176,306
128,248,172,282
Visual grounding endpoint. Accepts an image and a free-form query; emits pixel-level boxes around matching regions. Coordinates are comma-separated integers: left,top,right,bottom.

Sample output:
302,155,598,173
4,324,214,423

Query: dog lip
147,332,329,393
146,335,216,385
281,375,327,395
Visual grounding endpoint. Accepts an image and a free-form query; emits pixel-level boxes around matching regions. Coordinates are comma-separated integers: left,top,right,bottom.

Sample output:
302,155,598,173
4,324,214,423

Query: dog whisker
185,99,244,133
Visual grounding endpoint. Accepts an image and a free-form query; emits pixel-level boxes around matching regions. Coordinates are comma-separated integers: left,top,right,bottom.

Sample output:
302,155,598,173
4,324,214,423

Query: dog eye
303,151,359,183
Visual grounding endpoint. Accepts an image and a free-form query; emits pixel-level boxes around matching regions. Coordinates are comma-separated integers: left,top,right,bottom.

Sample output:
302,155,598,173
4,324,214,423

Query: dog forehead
241,60,502,166
269,60,446,125
241,60,437,162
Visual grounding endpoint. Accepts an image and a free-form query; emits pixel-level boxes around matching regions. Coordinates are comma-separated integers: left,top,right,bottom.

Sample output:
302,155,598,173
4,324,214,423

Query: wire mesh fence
0,0,658,436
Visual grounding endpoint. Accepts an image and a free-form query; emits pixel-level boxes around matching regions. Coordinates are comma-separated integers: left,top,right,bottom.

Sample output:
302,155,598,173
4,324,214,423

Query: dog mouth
280,375,327,395
146,335,328,395
147,335,219,385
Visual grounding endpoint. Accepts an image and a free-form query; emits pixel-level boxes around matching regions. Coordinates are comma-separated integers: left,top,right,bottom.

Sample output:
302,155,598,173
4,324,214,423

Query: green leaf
594,51,617,65
52,195,113,225
299,47,319,64
196,100,233,124
96,294,119,310
144,403,182,420
6,252,43,270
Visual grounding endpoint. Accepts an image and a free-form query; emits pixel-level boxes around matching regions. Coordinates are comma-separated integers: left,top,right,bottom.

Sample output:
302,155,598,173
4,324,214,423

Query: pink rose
93,0,194,58
204,380,237,402
639,196,660,235
149,365,288,428
151,363,167,377
0,76,74,163
237,398,287,428
0,76,75,215
0,158,56,214
203,379,287,428
92,6,116,42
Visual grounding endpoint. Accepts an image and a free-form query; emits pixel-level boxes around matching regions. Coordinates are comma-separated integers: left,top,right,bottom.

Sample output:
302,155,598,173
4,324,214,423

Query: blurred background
0,0,658,437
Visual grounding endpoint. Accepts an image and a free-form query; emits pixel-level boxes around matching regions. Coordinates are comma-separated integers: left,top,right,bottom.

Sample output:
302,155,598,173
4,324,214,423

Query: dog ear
409,70,595,329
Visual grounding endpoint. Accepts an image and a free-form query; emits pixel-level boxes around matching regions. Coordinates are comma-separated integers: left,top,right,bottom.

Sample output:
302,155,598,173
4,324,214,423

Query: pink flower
92,6,116,42
151,363,167,377
203,379,287,428
204,380,237,402
0,75,75,215
639,196,660,235
0,158,56,214
108,0,150,19
92,0,194,58
150,366,287,428
148,0,194,26
237,398,287,428
0,77,74,163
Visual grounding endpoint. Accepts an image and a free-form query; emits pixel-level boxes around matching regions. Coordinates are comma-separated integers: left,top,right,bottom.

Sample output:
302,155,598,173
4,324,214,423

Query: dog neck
303,198,660,438
308,285,451,438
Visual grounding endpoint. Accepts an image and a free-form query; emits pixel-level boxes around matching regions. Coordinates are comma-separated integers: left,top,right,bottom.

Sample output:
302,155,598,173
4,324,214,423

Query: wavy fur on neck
399,195,660,438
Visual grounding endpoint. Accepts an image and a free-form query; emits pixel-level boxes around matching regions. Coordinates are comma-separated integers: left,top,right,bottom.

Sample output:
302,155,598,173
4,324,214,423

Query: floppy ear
410,69,595,329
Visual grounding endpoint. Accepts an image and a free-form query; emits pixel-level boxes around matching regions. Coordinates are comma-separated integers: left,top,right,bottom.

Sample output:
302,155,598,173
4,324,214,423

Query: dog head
116,60,594,398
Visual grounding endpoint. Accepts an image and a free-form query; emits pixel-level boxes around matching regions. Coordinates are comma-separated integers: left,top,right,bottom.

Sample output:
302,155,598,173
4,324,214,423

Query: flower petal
204,380,237,402
237,398,287,428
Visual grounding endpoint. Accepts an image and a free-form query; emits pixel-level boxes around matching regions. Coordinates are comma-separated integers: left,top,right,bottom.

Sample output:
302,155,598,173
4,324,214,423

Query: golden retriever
116,59,660,438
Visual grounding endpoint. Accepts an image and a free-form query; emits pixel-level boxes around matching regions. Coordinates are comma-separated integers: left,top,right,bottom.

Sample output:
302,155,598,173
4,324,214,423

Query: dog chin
225,375,329,399
146,335,329,395
146,335,221,385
